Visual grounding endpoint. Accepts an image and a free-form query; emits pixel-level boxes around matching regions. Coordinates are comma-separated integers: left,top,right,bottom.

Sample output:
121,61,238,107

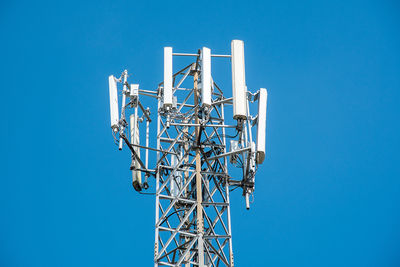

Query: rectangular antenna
231,40,247,120
130,83,139,107
256,88,268,164
130,84,139,97
108,75,119,131
201,47,212,107
163,47,173,108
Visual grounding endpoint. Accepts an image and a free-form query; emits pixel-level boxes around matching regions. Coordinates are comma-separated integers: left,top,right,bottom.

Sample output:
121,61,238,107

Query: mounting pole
194,69,205,266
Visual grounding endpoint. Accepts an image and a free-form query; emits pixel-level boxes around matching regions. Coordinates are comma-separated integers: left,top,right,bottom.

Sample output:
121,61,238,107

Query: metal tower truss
155,63,234,266
107,40,268,267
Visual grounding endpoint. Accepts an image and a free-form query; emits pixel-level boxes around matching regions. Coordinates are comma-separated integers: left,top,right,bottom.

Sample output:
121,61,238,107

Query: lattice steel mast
108,40,268,267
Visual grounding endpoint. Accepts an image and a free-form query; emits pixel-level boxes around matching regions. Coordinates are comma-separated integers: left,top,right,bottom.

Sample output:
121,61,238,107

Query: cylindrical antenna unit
256,88,268,164
108,75,119,131
231,40,247,120
163,47,173,108
201,47,212,107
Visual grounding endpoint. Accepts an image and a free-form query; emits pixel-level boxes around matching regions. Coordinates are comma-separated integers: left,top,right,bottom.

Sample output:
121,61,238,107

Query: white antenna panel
256,88,268,164
231,40,247,120
163,47,173,108
130,114,142,190
201,47,212,107
108,75,119,131
130,84,139,97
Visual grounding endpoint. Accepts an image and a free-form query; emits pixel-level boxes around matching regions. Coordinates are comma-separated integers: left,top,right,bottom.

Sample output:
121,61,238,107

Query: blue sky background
1,0,400,266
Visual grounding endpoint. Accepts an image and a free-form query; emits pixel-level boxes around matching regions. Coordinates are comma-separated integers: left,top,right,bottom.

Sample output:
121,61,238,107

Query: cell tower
108,40,268,267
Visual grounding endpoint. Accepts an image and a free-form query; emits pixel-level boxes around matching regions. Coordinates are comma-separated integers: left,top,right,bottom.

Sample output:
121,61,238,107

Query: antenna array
108,40,268,267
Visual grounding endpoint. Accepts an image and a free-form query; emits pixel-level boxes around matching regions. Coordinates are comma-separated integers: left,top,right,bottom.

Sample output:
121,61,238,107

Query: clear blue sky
1,0,399,266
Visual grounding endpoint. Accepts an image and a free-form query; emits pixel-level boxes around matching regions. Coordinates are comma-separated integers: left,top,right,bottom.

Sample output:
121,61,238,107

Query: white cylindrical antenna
256,88,268,164
108,75,119,131
201,47,212,107
163,47,173,108
231,40,247,120
130,114,142,191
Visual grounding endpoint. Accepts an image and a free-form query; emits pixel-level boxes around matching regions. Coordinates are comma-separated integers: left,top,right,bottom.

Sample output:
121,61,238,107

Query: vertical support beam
194,70,205,266
145,119,149,169
119,70,128,150
154,97,161,267
183,120,191,267
222,102,234,266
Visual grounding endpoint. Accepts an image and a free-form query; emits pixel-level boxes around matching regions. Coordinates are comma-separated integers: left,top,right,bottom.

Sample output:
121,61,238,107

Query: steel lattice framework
108,41,268,267
154,64,234,266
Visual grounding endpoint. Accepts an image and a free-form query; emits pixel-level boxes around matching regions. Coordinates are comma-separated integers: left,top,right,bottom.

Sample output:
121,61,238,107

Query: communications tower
108,40,268,267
